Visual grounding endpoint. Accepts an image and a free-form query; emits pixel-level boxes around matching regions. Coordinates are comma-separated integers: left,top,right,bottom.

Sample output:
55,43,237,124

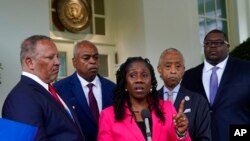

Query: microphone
141,109,152,141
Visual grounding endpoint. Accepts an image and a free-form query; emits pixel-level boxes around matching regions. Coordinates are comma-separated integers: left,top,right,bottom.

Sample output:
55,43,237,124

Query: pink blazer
98,101,191,141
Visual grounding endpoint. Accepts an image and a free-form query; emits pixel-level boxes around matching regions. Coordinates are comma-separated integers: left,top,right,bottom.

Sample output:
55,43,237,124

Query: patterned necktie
209,67,219,105
87,83,99,123
48,84,63,107
167,91,173,103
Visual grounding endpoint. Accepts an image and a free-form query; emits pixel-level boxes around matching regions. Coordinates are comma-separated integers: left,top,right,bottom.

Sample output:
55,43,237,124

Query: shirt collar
76,73,100,87
204,56,229,72
22,71,48,90
163,83,181,94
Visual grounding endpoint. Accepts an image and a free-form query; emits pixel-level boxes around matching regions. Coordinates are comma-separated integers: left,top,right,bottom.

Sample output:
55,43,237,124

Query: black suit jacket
2,75,85,141
53,72,116,141
159,86,211,141
182,57,250,141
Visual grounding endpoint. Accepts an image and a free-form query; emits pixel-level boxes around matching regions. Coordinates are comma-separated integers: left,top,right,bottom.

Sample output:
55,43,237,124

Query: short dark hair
204,29,228,42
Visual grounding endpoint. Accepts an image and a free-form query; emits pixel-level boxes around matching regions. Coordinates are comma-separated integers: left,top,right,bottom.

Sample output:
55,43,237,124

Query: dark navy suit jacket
182,57,250,141
2,75,85,141
53,72,116,141
158,86,211,141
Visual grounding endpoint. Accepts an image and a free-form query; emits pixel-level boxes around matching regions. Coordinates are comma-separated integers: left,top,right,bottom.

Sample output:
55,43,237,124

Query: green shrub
230,37,250,61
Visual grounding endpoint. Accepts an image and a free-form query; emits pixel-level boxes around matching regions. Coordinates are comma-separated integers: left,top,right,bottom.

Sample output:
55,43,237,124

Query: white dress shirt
77,73,102,113
163,83,181,103
202,57,228,102
22,71,74,119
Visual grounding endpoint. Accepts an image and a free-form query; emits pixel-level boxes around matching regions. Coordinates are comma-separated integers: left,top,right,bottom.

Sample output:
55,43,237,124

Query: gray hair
20,35,52,65
73,40,97,57
158,48,185,66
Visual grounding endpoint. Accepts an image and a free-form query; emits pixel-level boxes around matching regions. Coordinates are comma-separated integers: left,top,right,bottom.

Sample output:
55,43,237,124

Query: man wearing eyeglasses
182,29,250,141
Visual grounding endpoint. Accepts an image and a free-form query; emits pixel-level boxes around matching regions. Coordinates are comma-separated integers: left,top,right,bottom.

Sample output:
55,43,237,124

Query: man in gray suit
157,48,211,141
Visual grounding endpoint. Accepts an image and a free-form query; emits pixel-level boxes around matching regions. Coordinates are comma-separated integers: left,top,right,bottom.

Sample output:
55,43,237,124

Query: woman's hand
173,99,189,134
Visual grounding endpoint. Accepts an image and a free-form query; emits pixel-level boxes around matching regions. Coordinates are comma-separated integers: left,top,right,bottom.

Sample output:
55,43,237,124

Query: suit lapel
175,87,193,113
159,86,193,114
158,87,164,100
22,76,85,139
22,76,76,122
99,76,112,109
70,74,95,122
23,76,62,109
66,100,86,138
213,57,235,107
174,88,184,109
196,64,208,100
61,95,81,123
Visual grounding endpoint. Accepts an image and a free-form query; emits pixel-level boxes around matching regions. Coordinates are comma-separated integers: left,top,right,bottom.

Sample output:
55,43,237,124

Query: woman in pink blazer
98,57,191,141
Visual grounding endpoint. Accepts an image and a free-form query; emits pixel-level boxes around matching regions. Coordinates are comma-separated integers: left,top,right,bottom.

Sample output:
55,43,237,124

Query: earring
150,88,152,92
125,89,128,91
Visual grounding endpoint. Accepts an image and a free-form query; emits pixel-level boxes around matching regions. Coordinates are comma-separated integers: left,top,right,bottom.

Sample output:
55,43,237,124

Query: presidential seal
57,0,91,32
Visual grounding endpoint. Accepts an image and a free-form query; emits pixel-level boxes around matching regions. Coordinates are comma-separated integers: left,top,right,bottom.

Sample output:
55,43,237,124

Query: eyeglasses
204,40,229,47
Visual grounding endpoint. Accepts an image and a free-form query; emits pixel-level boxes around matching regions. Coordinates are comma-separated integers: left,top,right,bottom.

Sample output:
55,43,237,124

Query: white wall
234,0,250,43
114,0,146,63
115,0,202,88
0,0,50,114
143,0,202,87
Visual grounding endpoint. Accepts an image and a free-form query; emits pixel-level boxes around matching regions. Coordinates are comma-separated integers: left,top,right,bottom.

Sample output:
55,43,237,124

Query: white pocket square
183,108,191,113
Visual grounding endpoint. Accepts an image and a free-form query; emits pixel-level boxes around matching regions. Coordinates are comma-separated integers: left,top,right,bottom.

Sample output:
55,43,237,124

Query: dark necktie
209,67,219,105
48,84,63,107
87,83,99,123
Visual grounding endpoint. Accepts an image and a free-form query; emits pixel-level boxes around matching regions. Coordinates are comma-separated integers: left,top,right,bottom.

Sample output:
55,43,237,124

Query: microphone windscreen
141,109,151,119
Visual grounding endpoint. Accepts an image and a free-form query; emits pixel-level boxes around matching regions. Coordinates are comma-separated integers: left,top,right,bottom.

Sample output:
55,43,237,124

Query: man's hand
173,99,189,133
